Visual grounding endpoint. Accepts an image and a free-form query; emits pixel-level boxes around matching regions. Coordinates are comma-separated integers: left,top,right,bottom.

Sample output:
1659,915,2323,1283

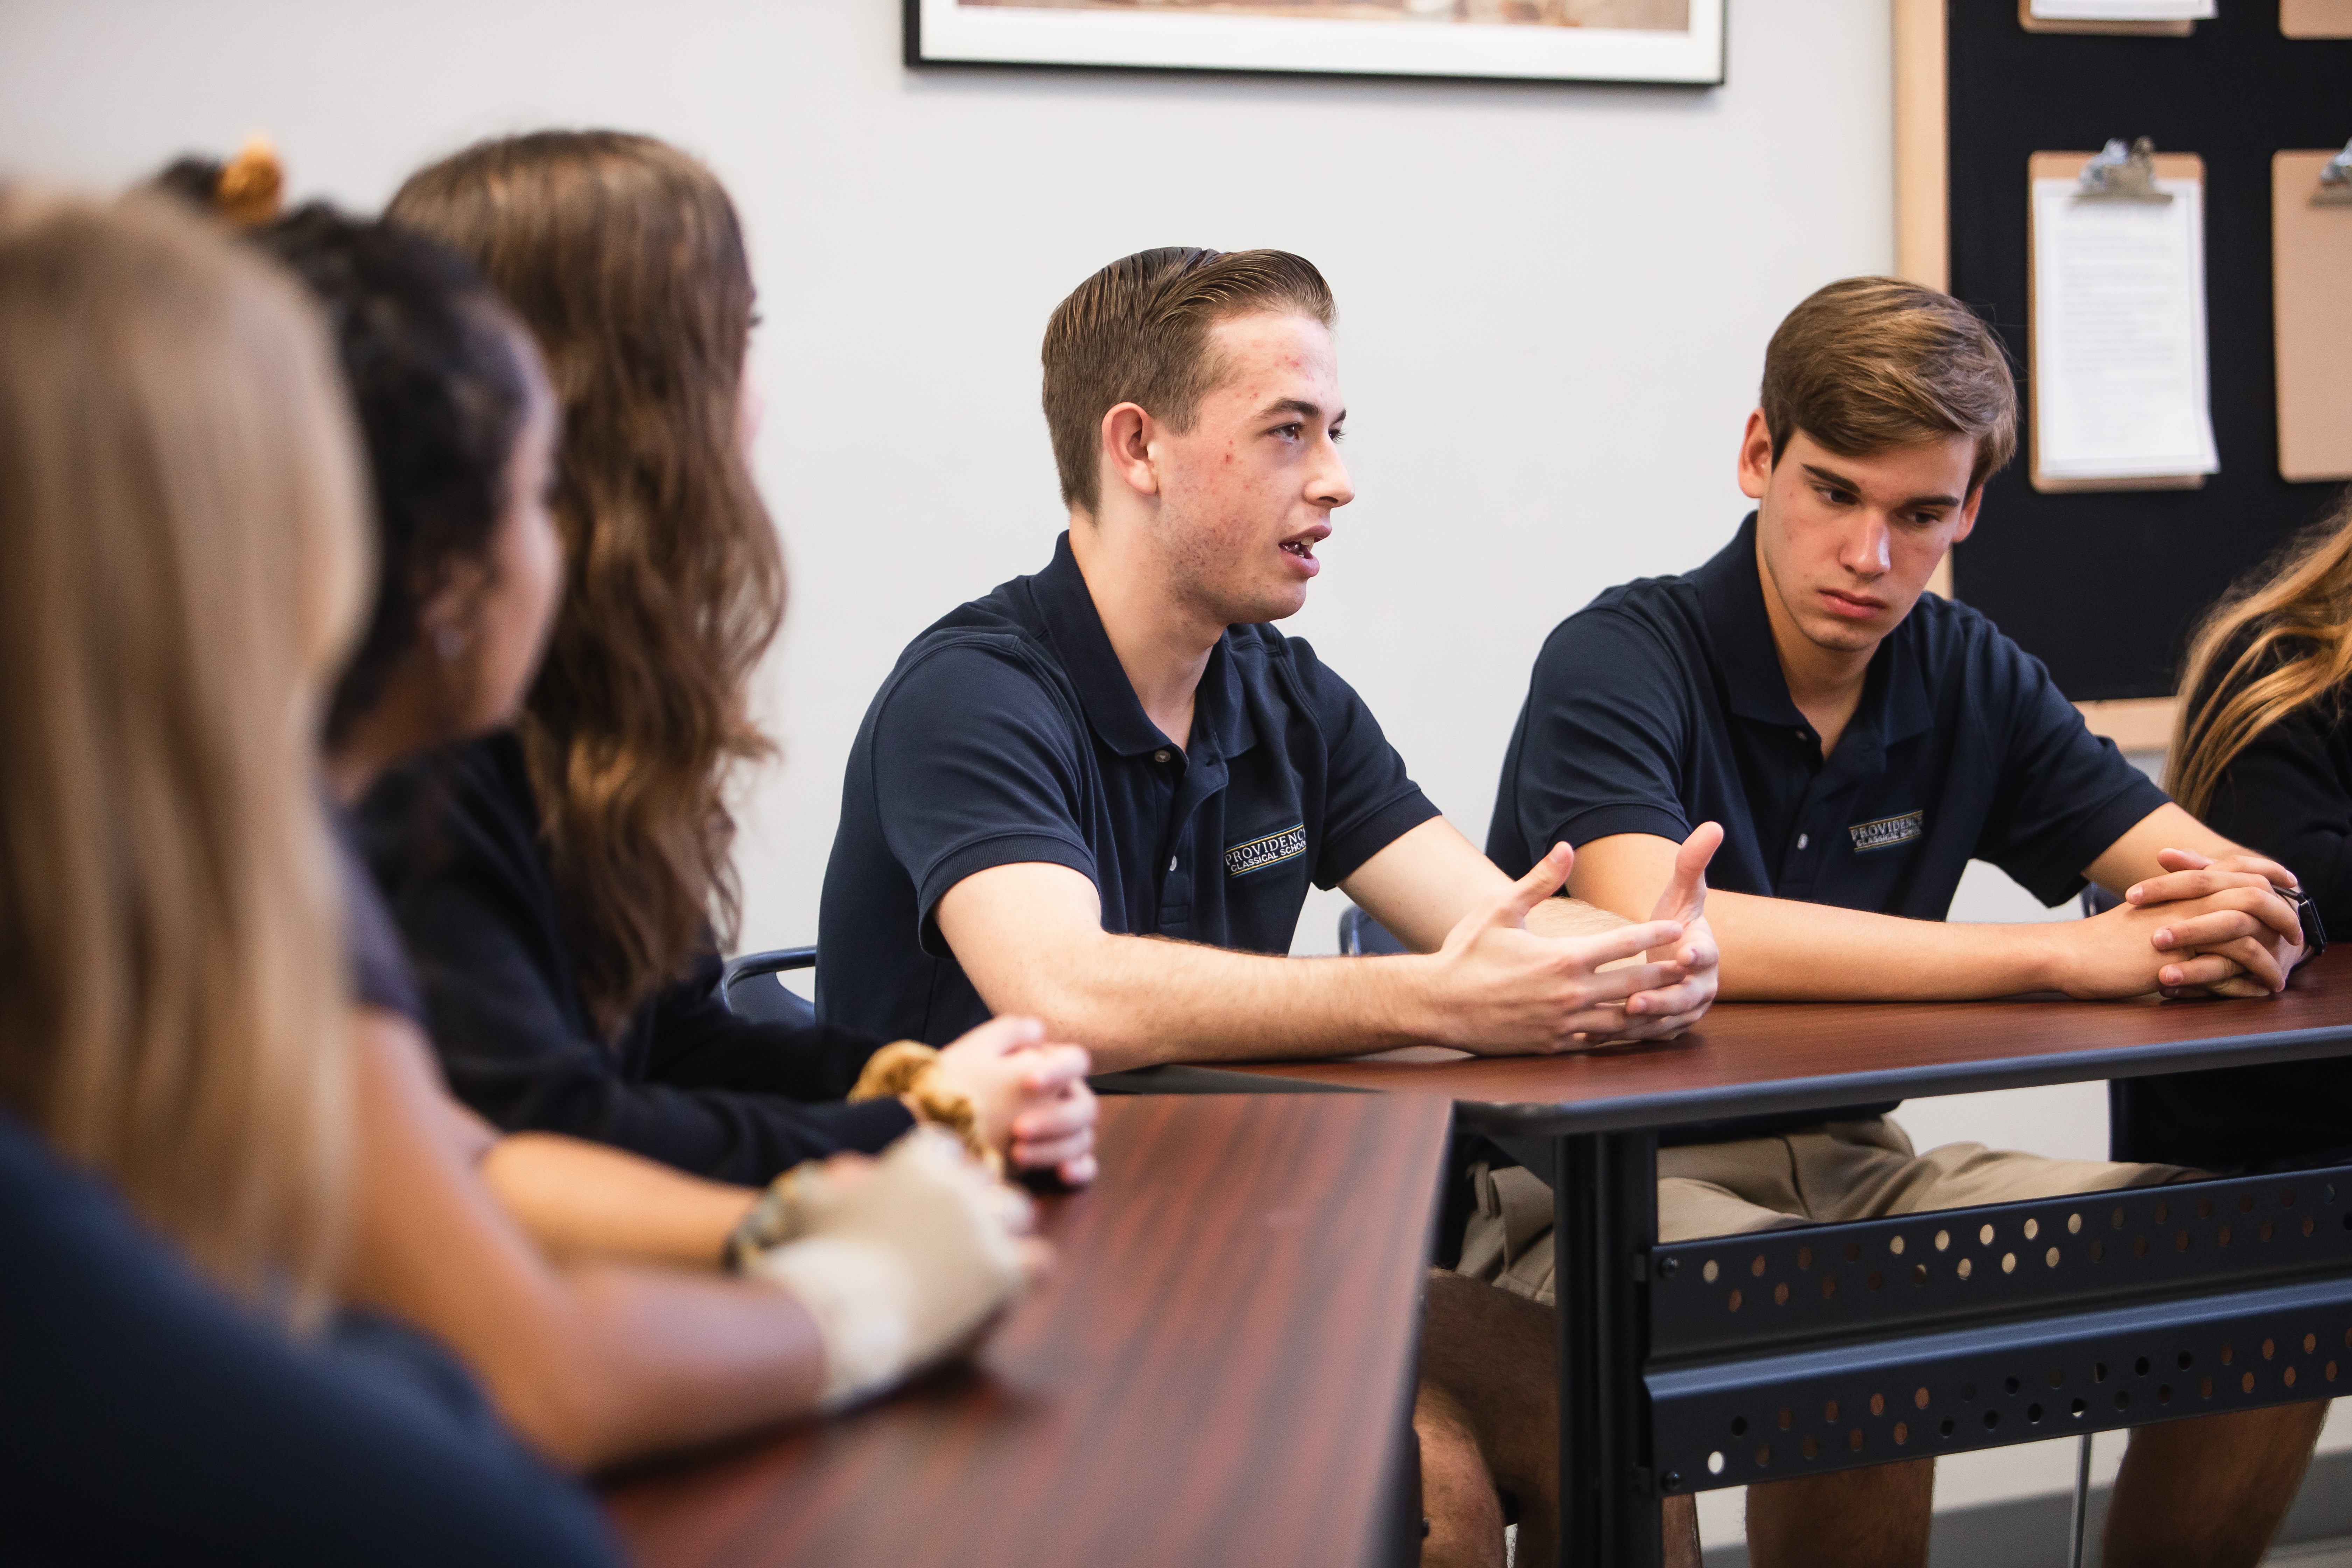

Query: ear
414,555,494,663
1098,402,1160,504
1952,482,1985,545
1736,409,1774,501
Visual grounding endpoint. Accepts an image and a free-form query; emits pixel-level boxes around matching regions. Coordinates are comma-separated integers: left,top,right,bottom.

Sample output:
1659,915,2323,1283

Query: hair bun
215,135,284,227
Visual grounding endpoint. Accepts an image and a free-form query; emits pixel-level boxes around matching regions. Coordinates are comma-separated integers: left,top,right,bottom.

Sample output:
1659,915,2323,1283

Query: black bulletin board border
1945,6,2352,702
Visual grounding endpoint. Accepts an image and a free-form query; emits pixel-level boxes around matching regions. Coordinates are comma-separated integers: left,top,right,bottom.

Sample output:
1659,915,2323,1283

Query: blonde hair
2171,489,2352,819
0,191,368,1321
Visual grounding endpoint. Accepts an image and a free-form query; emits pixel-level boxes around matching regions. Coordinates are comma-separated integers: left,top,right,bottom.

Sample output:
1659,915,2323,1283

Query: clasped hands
923,1015,1100,1185
1429,822,1726,1055
2083,848,2309,1001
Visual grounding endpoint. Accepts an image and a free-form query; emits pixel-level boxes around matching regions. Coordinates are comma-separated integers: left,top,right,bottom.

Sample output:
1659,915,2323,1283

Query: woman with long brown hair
248,197,1046,1450
13,172,1042,1532
0,188,616,1563
374,130,1097,1187
2114,490,2352,1174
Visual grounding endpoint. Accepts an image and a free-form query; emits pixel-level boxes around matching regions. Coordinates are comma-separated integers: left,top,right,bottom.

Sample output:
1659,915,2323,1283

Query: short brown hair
1759,276,2017,494
1042,247,1335,513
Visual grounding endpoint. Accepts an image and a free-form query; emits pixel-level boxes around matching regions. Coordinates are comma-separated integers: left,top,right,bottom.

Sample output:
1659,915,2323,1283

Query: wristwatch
2288,886,2329,958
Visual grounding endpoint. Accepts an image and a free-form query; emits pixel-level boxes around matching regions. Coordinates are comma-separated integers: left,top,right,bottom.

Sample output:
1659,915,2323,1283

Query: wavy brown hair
388,132,782,1039
0,190,366,1319
2170,489,2352,819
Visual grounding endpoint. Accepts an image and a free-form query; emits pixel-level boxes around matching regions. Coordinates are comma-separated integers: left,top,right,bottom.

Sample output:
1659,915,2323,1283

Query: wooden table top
603,1092,1452,1568
1213,949,2352,1137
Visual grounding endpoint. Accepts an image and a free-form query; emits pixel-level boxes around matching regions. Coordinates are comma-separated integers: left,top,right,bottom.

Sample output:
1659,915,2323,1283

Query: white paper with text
2031,176,2219,481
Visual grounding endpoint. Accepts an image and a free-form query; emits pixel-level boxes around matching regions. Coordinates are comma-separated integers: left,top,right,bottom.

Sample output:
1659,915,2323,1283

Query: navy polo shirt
818,532,1442,1045
1487,513,2170,1136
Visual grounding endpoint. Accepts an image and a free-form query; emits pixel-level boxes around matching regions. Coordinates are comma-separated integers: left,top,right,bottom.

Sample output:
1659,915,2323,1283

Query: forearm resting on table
481,1133,758,1269
1336,814,1629,948
1570,833,2054,1001
346,1011,828,1471
937,862,1443,1071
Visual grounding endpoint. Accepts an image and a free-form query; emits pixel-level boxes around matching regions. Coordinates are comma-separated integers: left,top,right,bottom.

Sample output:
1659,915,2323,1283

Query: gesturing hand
1429,841,1688,1055
2126,848,2306,999
1616,822,1725,1040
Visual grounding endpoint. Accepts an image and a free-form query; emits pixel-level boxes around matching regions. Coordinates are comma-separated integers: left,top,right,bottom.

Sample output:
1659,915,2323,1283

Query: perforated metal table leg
1555,1130,1662,1568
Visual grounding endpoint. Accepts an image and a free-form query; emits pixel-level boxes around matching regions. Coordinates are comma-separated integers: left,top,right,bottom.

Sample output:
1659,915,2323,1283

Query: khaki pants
1458,1118,2189,1307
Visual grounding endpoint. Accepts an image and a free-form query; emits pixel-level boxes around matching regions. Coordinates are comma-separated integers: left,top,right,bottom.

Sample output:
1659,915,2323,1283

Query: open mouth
1281,539,1315,559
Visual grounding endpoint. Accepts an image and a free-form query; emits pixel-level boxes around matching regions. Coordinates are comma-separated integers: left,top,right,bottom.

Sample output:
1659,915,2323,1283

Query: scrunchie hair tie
214,136,283,227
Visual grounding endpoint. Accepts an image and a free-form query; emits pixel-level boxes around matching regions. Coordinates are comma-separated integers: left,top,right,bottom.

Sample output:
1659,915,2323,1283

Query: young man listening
819,247,1721,1566
1486,277,2326,1568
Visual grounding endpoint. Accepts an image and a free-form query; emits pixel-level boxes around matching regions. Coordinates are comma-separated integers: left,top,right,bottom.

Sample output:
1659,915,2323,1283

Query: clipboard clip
2076,138,2172,203
2318,139,2352,207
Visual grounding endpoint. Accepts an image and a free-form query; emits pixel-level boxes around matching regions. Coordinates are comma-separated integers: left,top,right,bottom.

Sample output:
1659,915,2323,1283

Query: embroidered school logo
1847,810,1925,853
1225,824,1307,878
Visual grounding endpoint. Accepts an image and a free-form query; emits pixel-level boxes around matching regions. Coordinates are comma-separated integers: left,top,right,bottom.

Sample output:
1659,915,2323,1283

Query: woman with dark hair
374,130,1097,1187
250,202,1049,1459
2115,490,2352,1174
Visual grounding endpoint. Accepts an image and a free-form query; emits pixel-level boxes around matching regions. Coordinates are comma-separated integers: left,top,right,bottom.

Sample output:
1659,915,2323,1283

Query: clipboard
2282,0,2352,37
2274,149,2352,482
2017,0,2193,34
2026,147,2212,494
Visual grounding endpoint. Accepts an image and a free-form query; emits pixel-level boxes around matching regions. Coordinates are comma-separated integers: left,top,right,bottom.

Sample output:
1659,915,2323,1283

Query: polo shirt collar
1693,513,1935,752
1030,532,1250,761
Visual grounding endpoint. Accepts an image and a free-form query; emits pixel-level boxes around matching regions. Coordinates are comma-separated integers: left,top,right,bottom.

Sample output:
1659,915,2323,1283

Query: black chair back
1337,905,1409,956
719,946,819,1028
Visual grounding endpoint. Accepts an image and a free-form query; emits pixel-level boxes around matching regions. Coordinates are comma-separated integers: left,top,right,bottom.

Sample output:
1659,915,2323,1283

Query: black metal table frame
1454,1017,2352,1568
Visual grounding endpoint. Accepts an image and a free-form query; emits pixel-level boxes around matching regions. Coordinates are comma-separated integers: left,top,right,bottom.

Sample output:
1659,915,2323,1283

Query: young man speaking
1488,277,2327,1568
819,246,1722,1565
820,248,1721,1069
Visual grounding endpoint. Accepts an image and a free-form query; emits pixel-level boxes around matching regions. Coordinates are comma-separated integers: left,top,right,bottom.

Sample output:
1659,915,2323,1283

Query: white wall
0,0,1892,960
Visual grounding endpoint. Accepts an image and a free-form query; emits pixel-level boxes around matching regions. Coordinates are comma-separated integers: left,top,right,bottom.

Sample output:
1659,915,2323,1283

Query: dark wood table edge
1203,1020,2352,1139
1457,1020,2352,1137
1087,1063,1367,1096
605,1094,1447,1568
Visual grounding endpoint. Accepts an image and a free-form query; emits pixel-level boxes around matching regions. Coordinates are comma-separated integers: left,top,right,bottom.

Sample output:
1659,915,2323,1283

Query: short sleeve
1974,640,2171,904
1282,639,1442,887
1503,610,1697,861
868,640,1100,946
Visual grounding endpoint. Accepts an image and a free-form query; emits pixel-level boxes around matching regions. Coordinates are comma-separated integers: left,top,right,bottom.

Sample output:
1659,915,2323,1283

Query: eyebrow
1801,462,1960,511
1259,397,1345,426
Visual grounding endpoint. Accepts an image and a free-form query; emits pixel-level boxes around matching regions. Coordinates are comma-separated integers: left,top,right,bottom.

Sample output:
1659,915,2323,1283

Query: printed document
2031,176,2219,482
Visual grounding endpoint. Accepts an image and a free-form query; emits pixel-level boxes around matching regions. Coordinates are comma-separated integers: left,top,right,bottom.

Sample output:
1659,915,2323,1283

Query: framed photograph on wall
906,0,1726,86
